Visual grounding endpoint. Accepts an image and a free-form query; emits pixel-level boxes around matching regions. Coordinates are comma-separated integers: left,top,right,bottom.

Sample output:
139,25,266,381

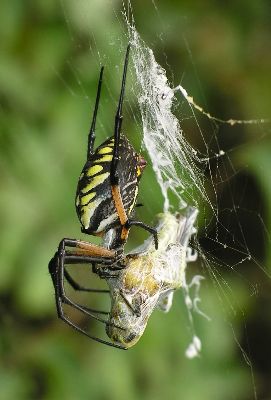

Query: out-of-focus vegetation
0,1,271,399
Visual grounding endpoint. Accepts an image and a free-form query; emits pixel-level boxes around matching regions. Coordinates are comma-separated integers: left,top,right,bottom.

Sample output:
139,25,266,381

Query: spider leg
59,237,124,272
75,303,109,316
126,220,159,250
64,268,109,293
111,158,158,249
63,268,110,314
48,247,127,350
51,257,109,314
54,285,125,349
49,250,109,323
87,66,104,157
95,266,126,280
107,44,159,250
54,238,124,283
57,238,117,260
110,44,130,185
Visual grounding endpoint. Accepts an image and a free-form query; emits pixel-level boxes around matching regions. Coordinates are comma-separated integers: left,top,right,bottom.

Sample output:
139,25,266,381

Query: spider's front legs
87,66,104,157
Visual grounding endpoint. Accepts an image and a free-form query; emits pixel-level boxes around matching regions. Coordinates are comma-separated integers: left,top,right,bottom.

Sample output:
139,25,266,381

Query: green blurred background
1,1,271,399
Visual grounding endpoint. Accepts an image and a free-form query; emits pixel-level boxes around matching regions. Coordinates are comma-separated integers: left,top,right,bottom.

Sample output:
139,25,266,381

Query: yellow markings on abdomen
128,186,138,214
81,172,110,194
86,164,103,177
80,192,96,206
94,154,113,163
98,146,113,155
80,199,102,229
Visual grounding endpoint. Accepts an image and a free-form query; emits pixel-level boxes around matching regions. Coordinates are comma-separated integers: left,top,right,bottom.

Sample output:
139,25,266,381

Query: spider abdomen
76,134,144,234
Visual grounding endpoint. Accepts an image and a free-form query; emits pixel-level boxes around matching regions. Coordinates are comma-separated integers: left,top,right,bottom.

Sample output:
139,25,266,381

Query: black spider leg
63,269,109,315
48,241,127,350
49,250,110,323
87,66,104,157
97,269,124,280
109,44,159,249
49,253,109,326
64,269,109,293
110,43,130,185
92,261,126,280
49,255,126,350
64,251,112,315
126,220,159,250
62,257,114,317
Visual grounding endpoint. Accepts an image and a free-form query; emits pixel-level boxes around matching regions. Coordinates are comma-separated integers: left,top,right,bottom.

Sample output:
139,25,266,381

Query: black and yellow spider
49,44,158,348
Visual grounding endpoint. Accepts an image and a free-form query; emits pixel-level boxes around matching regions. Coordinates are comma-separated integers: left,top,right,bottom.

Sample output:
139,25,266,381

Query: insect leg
119,289,141,317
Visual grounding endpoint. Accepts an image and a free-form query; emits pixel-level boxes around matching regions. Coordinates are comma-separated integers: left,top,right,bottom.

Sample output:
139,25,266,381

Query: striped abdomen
75,135,145,234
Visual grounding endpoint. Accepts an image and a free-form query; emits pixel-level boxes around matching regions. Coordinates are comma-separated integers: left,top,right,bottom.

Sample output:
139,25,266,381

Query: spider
48,44,158,348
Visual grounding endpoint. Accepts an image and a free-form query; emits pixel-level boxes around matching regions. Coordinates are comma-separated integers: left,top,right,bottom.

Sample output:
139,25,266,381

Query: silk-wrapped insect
105,207,198,348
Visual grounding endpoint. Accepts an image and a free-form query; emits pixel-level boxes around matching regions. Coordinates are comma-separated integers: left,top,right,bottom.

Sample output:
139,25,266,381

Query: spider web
58,1,270,398
124,22,208,358
122,12,269,364
127,23,207,212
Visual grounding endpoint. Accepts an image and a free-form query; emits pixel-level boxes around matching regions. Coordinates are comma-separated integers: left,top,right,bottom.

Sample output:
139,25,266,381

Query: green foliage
0,1,270,399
